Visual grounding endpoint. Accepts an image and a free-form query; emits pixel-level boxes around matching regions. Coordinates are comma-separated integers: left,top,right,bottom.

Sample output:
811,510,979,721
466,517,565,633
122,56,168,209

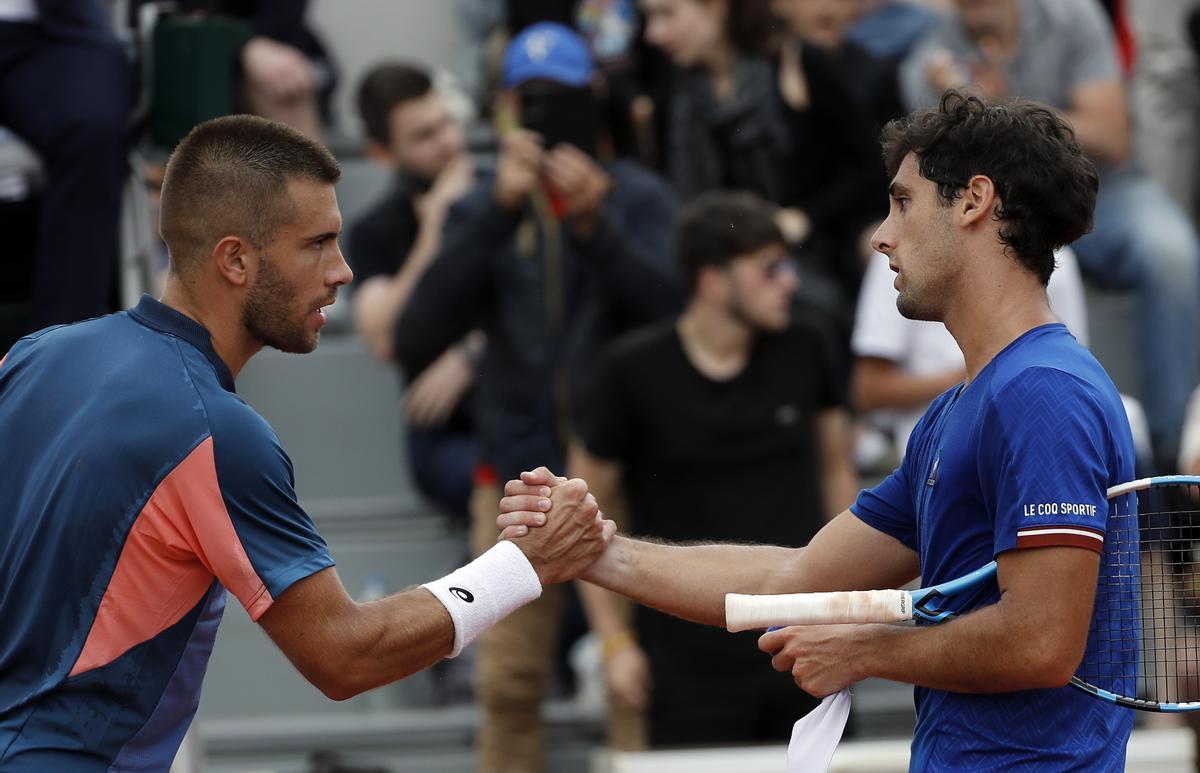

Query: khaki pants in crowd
469,484,645,773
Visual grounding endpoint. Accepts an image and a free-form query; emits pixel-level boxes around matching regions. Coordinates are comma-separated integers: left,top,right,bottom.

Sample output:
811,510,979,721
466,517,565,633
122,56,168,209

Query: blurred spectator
0,0,130,336
1129,0,1200,221
642,0,884,300
1182,385,1200,475
160,0,336,140
391,23,680,772
899,0,1200,469
854,247,1082,456
641,0,787,202
845,0,941,61
771,0,906,129
766,0,891,296
348,62,480,522
575,190,856,748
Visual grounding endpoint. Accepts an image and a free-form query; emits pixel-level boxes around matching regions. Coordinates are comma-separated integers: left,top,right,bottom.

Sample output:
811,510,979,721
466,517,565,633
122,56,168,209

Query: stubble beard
242,254,319,354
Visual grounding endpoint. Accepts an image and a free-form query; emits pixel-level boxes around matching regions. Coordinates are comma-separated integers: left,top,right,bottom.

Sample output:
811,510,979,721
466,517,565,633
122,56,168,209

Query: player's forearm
583,536,800,628
853,603,1080,692
319,589,455,699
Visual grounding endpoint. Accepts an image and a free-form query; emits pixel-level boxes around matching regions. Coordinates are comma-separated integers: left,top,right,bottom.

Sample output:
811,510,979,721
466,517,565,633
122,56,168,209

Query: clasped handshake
492,466,615,586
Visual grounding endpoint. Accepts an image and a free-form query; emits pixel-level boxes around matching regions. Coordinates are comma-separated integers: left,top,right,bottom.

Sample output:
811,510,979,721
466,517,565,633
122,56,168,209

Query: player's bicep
995,545,1099,670
257,566,355,677
762,510,920,596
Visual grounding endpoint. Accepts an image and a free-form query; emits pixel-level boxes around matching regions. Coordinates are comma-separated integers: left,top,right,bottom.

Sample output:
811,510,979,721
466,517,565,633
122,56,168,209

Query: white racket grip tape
725,589,912,632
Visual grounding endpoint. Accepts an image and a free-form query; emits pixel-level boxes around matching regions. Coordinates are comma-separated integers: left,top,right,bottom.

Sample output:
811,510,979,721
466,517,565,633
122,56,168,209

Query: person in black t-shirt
348,63,480,520
574,190,858,747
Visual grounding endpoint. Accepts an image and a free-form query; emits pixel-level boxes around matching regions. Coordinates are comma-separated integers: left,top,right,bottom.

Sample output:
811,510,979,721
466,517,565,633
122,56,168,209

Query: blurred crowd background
6,1,1200,771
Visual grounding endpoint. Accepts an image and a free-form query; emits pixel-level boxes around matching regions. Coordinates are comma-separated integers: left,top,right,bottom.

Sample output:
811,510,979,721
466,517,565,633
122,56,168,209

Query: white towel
786,688,852,772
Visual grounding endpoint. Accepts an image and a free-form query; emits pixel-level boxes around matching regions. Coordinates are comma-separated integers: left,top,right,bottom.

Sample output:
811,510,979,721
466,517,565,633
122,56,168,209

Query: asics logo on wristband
450,587,475,603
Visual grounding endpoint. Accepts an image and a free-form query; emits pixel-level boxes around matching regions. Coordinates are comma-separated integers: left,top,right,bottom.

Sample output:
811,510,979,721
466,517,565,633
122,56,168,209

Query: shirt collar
127,294,236,392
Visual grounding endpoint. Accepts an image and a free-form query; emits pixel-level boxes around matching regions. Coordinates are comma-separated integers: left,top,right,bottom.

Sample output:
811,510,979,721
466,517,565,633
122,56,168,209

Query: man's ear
212,236,253,288
695,263,729,301
365,139,396,166
960,174,998,228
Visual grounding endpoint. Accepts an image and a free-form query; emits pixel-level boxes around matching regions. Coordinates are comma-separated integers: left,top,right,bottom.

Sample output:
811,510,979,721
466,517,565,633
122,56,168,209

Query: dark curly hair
880,91,1099,285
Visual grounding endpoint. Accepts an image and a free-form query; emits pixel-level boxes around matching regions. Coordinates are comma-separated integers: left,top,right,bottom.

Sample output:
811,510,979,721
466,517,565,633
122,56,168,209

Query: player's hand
496,467,569,537
506,478,616,585
542,144,611,237
242,36,315,102
494,130,544,211
759,625,869,698
403,346,475,427
606,639,652,711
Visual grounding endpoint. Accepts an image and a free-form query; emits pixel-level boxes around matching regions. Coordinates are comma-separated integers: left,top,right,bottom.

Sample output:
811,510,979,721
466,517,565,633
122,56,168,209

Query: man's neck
160,278,260,379
676,303,755,382
703,42,738,100
942,259,1057,384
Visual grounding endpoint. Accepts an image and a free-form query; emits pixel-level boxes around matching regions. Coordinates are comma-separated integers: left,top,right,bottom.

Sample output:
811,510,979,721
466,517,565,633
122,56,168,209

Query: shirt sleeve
1062,0,1119,89
850,460,919,552
978,368,1111,556
210,416,334,613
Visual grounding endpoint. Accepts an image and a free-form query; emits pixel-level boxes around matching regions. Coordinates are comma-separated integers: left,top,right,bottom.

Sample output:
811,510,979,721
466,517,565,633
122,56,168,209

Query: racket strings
1081,483,1200,707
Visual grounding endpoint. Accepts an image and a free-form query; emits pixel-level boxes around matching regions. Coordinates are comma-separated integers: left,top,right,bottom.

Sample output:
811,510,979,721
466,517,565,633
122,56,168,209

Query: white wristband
422,540,543,657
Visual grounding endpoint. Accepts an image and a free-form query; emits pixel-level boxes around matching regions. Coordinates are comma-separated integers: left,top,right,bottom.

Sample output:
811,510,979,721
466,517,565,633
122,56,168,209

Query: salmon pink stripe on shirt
70,437,273,677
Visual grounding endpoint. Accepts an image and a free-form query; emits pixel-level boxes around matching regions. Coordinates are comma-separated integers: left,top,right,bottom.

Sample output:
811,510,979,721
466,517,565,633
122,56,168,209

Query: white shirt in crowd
852,246,1088,451
0,0,37,22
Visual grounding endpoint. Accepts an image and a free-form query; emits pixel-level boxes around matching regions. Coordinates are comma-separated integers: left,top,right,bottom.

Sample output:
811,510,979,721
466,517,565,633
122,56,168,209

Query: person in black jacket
348,62,480,522
393,23,680,772
0,0,131,341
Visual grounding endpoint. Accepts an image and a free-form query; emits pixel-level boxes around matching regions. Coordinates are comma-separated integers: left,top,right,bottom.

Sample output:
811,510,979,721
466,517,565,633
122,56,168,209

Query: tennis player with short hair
503,92,1137,769
0,115,612,771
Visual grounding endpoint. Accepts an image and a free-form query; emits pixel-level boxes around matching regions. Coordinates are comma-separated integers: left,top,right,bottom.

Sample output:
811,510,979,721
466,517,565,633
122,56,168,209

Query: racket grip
725,589,911,632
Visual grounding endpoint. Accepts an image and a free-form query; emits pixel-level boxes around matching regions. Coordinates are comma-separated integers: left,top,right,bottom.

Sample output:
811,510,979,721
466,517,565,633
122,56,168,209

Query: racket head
1072,475,1200,711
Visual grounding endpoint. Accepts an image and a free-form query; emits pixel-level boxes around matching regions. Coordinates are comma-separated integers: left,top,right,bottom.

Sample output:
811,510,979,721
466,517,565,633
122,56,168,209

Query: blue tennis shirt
852,323,1136,771
0,296,334,771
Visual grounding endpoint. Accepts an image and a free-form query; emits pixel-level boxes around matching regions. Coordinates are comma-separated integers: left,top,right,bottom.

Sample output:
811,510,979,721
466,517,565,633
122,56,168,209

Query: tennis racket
726,475,1200,712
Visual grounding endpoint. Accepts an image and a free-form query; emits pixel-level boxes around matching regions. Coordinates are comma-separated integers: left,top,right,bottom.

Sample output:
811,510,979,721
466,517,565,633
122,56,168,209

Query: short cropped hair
677,190,784,294
160,115,341,275
357,62,434,146
880,91,1099,285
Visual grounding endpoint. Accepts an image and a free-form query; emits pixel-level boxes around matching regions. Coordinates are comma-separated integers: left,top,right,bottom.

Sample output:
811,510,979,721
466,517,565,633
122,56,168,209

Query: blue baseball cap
501,22,595,89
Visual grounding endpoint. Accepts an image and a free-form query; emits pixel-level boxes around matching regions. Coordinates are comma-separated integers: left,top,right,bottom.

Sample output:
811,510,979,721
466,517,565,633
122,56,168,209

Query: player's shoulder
990,324,1111,396
202,390,282,459
985,328,1122,431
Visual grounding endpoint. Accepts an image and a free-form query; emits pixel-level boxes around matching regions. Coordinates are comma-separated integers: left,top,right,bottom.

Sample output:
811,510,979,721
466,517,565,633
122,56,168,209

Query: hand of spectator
506,478,616,585
419,155,475,219
242,36,316,103
403,346,475,428
925,49,969,95
543,144,612,237
604,635,652,711
969,35,1012,100
494,130,544,211
776,207,812,246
